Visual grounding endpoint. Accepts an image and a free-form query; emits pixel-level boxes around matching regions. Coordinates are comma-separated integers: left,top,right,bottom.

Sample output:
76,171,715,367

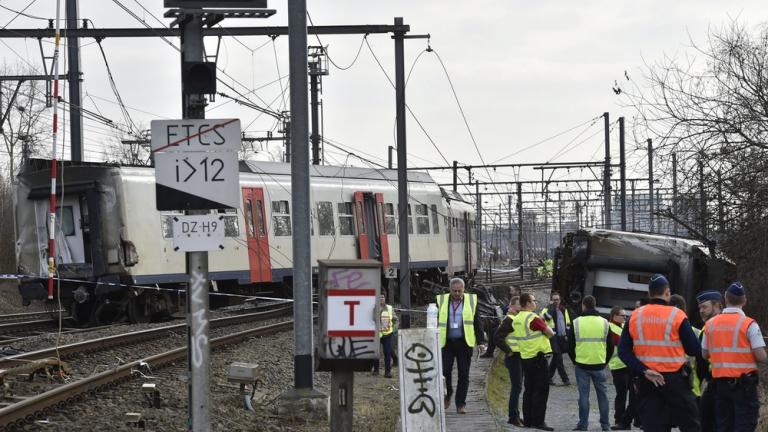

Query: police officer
373,294,397,378
437,278,486,414
696,290,723,432
493,295,524,426
702,282,767,432
515,292,555,431
568,295,613,431
618,274,702,432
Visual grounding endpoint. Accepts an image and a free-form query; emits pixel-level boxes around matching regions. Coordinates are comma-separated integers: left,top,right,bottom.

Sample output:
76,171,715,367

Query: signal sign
151,119,241,210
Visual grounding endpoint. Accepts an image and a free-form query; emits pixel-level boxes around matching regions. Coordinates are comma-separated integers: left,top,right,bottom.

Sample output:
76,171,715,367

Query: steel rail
0,306,292,371
0,311,64,323
0,320,294,430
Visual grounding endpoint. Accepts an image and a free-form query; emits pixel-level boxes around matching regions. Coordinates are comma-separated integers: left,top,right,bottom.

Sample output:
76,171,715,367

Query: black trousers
611,368,637,426
373,333,393,374
548,335,570,383
635,371,700,432
714,376,759,432
442,338,473,407
699,380,716,432
522,354,550,427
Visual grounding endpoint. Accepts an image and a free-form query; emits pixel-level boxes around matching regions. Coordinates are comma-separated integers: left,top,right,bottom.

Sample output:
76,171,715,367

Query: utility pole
543,192,548,258
672,153,678,236
287,0,316,396
394,17,411,329
717,169,724,232
558,191,563,245
66,0,83,161
603,112,612,229
388,145,394,169
508,194,513,267
619,117,627,231
647,139,654,233
631,180,636,231
452,160,458,192
517,182,523,278
698,152,707,239
178,9,208,431
308,47,327,165
475,180,482,268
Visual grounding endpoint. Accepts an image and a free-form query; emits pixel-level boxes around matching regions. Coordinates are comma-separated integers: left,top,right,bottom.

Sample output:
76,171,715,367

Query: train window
431,205,440,234
255,201,266,237
271,200,292,236
338,202,355,235
57,206,75,236
384,203,396,234
415,204,430,234
627,274,651,284
245,200,256,237
317,201,335,235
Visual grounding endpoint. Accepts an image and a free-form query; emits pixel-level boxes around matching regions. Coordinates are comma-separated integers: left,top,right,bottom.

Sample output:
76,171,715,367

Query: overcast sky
1,0,767,197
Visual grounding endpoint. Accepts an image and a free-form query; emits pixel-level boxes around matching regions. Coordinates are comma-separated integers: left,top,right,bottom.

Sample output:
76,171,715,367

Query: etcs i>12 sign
151,119,242,210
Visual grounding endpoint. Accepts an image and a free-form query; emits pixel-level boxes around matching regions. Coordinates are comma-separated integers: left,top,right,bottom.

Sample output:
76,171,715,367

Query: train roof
21,158,437,184
580,228,710,256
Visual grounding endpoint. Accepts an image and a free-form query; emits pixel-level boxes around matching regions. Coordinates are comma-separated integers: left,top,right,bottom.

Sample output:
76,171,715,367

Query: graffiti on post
404,342,436,416
327,337,376,359
399,328,445,431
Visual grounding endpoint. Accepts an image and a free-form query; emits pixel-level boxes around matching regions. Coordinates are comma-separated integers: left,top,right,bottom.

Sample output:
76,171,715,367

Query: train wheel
68,299,94,326
127,295,150,324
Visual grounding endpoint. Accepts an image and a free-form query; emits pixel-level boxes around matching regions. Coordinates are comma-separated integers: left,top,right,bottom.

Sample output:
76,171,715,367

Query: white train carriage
15,159,477,323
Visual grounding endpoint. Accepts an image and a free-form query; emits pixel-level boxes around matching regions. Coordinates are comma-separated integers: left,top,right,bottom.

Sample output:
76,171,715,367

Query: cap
726,282,745,297
696,290,723,305
649,274,669,292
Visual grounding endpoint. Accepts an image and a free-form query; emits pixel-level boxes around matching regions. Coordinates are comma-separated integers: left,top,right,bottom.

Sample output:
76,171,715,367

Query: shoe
371,370,379,376
562,381,571,386
456,405,466,414
573,427,588,431
444,396,451,410
611,424,631,430
549,380,556,386
601,426,611,432
384,372,392,378
508,417,523,427
534,424,554,431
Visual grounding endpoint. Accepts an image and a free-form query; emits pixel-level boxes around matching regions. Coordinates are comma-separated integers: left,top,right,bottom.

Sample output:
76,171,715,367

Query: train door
353,192,390,267
242,187,272,283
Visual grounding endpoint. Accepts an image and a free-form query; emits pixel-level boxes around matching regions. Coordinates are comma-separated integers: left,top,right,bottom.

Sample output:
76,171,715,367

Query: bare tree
617,21,768,324
0,77,47,178
106,125,151,166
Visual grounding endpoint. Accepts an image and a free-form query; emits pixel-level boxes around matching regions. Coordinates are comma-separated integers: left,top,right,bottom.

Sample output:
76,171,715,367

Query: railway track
0,319,294,430
0,311,64,324
0,305,292,374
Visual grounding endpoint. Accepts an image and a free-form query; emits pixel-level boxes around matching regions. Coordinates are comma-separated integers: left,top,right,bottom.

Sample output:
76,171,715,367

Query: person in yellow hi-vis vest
493,295,523,426
373,294,398,378
607,306,637,430
670,294,703,400
437,278,486,414
514,292,555,430
567,295,613,431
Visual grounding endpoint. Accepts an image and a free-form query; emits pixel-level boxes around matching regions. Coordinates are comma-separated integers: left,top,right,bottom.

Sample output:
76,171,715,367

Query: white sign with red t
317,261,381,364
327,289,376,337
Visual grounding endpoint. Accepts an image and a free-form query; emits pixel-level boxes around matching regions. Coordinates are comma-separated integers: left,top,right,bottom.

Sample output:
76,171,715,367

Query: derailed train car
15,159,477,324
553,229,735,325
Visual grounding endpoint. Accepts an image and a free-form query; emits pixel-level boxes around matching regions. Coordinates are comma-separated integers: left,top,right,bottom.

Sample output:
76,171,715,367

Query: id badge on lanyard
451,301,462,329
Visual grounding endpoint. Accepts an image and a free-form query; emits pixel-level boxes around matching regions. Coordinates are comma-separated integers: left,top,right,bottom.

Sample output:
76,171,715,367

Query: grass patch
486,353,510,418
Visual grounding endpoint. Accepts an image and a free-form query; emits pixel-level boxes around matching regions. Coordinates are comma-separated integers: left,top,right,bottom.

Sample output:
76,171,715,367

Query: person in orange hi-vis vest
617,274,702,432
702,282,767,432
